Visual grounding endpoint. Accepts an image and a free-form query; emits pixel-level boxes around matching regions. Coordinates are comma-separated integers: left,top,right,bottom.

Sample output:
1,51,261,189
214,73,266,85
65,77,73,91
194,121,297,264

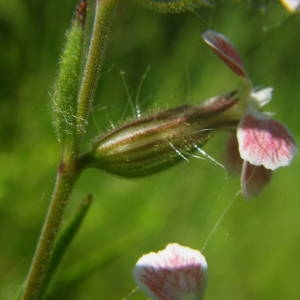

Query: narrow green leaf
45,231,142,300
45,249,121,300
40,194,93,298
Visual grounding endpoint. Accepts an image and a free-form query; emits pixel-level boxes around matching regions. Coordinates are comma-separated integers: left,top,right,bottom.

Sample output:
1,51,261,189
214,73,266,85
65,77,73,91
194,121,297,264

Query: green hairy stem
76,0,119,137
20,1,119,299
20,164,80,300
130,0,211,13
52,3,86,155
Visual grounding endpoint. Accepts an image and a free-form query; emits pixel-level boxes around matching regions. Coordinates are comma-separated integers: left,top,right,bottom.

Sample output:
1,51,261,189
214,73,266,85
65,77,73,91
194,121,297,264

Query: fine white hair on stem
135,65,151,118
193,145,228,178
103,112,116,130
52,103,78,136
120,70,136,119
120,66,152,121
168,142,190,162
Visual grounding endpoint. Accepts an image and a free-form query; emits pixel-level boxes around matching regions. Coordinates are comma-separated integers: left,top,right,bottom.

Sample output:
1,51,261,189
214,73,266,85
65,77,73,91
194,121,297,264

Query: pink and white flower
133,243,207,300
202,30,297,197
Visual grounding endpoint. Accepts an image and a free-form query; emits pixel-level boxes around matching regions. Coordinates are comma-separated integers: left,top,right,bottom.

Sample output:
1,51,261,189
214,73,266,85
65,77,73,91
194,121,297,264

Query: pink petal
241,162,272,198
237,112,297,170
133,243,207,300
224,133,243,175
202,30,248,78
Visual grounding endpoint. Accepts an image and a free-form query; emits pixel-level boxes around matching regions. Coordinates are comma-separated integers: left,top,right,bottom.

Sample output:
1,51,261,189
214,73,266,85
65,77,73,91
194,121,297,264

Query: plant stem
20,161,80,300
21,2,119,299
76,0,119,137
40,194,93,297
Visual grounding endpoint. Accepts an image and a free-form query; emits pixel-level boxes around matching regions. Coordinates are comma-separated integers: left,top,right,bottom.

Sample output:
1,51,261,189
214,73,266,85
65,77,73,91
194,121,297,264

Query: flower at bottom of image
133,243,207,300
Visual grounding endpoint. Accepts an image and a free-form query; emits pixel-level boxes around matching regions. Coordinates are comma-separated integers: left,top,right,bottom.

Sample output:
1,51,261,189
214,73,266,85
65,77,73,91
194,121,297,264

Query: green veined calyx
80,92,239,177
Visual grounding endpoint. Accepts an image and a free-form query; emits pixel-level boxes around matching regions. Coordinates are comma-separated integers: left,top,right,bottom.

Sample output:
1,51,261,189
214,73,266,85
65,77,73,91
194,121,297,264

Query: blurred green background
1,0,300,299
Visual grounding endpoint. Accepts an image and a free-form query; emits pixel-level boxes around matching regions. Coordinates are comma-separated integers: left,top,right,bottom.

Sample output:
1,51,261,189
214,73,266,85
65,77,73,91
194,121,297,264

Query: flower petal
237,112,297,170
202,30,248,78
241,161,272,198
133,243,207,300
224,133,243,175
250,87,273,107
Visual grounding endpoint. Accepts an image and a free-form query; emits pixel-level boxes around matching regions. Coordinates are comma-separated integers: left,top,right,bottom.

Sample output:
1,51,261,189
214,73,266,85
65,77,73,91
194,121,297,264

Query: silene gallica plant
19,1,297,300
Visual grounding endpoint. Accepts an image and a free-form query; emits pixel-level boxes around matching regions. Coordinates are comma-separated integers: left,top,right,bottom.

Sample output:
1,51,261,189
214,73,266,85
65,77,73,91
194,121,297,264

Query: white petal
133,243,207,300
250,87,273,107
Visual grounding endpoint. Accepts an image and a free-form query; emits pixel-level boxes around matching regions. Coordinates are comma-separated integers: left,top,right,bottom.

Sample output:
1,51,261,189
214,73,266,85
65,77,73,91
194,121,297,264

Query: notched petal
237,112,297,170
133,243,207,300
241,162,272,198
202,29,248,78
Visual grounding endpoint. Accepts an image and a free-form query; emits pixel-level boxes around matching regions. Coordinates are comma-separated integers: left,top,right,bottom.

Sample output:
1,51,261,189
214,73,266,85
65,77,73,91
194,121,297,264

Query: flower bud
82,93,240,177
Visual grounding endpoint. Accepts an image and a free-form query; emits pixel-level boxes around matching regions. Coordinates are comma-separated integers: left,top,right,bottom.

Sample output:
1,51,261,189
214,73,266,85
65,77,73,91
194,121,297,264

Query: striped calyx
85,93,239,177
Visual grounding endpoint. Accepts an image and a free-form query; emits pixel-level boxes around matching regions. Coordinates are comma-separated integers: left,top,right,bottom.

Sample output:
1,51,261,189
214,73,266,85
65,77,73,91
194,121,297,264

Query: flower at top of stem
82,29,295,198
133,243,207,300
202,29,297,197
